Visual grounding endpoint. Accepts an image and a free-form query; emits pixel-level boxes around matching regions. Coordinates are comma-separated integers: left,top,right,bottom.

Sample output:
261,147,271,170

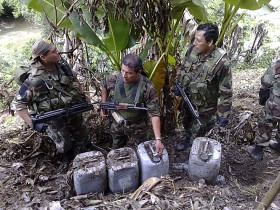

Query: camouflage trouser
46,113,91,154
182,105,217,141
255,109,280,146
110,119,149,149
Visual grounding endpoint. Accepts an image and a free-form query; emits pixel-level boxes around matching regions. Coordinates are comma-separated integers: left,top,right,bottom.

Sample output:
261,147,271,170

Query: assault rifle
31,101,109,156
100,101,148,111
31,102,96,124
175,80,202,126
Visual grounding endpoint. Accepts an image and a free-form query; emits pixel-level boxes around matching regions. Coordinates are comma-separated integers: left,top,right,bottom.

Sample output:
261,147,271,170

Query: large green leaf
171,0,207,21
139,40,153,62
24,0,72,28
68,11,107,52
223,0,271,10
102,15,130,52
143,60,165,96
23,0,43,12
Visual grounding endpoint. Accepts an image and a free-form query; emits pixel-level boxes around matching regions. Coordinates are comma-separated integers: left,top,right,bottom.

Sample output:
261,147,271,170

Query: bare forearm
151,116,161,139
101,88,109,102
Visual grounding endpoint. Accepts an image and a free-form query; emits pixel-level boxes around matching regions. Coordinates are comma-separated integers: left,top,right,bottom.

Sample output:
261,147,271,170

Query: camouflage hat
31,39,52,60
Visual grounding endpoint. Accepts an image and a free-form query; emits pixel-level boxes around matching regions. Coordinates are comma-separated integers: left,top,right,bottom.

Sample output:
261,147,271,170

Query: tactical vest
28,60,82,114
112,73,147,121
179,47,226,108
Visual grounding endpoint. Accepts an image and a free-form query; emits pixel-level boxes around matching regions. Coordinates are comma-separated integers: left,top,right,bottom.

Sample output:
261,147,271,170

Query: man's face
41,45,60,64
193,30,212,55
121,64,141,84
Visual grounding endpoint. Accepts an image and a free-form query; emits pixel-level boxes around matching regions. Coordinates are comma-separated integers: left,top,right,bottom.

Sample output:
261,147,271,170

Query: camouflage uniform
177,46,232,139
101,72,160,148
12,60,91,154
255,59,280,146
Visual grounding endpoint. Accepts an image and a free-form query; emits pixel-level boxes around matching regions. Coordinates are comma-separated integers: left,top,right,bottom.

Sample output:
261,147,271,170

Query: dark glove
219,117,229,128
32,122,48,133
172,86,181,96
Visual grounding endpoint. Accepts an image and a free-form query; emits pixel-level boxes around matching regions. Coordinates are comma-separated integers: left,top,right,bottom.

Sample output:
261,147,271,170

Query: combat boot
176,136,191,151
269,142,280,153
246,145,264,161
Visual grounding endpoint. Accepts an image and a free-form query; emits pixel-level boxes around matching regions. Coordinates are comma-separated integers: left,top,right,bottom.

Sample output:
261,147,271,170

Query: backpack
14,65,31,85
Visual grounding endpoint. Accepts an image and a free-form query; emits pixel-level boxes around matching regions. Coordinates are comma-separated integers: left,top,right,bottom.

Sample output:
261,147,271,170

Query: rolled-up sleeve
144,79,160,118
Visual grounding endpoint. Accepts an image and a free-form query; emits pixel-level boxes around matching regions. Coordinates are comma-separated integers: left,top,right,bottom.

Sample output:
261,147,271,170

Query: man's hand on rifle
32,122,48,133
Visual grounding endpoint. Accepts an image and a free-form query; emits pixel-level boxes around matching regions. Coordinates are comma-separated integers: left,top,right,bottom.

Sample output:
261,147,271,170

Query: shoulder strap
134,75,144,103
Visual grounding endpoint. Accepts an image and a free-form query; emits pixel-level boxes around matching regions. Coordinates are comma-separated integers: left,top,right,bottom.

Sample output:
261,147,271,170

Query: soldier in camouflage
247,57,280,161
100,54,164,154
12,40,92,169
175,23,233,151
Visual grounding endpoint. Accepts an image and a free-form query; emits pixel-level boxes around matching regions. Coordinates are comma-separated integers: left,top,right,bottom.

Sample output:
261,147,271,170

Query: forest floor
1,67,280,210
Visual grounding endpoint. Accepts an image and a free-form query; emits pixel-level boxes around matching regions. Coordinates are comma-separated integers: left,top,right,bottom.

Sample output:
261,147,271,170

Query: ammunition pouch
189,82,209,107
259,87,270,106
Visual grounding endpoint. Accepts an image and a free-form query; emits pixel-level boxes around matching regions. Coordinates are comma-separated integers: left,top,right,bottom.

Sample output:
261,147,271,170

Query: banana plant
143,0,207,92
23,0,133,71
217,0,272,47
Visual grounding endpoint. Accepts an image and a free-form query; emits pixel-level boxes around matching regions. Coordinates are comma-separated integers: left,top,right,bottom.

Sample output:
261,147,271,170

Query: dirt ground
1,67,280,210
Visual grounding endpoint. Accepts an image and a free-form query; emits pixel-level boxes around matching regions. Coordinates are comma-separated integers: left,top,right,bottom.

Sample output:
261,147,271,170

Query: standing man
12,39,92,169
175,23,233,151
100,53,164,154
247,57,280,161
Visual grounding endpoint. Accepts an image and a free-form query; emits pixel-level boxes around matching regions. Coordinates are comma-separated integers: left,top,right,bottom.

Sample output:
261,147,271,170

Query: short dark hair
122,53,143,73
197,23,219,44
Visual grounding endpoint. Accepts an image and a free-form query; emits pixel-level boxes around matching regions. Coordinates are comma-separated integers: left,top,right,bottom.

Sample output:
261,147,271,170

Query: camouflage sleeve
101,72,118,91
261,59,280,88
143,78,161,118
12,78,34,111
216,58,233,118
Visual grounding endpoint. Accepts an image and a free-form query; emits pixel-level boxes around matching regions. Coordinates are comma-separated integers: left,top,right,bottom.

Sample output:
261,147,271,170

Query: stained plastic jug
73,151,107,195
137,140,169,183
188,137,222,185
107,147,139,193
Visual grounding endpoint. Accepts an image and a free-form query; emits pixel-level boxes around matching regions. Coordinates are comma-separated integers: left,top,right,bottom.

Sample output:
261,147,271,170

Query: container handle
200,141,211,161
149,143,161,163
116,155,130,160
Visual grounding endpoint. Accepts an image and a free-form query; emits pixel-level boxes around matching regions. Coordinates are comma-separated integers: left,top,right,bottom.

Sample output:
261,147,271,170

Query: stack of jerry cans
188,137,222,185
137,140,169,183
106,147,139,193
73,151,107,195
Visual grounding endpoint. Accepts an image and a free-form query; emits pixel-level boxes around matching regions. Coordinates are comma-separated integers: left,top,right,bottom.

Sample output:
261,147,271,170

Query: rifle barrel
175,81,202,126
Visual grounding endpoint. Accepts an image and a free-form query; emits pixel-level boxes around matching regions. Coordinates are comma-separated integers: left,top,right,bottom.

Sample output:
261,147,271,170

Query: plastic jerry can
137,140,169,184
188,137,222,185
73,151,107,195
106,147,139,193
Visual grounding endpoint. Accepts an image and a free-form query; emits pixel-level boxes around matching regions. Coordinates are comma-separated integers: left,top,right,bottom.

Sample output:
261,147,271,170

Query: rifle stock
175,80,202,126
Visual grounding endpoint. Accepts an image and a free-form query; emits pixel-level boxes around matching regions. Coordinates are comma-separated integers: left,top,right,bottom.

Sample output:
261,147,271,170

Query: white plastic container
106,147,139,193
188,137,222,185
73,151,107,195
137,140,169,183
